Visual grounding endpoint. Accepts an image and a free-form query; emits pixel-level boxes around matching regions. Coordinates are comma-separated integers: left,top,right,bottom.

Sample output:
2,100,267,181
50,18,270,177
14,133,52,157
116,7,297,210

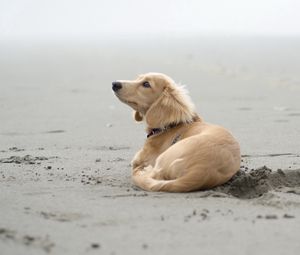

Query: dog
112,73,240,192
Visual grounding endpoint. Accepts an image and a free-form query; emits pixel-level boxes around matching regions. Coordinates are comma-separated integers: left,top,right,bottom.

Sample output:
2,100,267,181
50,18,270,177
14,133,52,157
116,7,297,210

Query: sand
0,36,300,255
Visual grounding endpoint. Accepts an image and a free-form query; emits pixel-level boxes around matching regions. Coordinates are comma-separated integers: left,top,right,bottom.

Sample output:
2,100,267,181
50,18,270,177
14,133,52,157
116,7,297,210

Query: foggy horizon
1,0,300,42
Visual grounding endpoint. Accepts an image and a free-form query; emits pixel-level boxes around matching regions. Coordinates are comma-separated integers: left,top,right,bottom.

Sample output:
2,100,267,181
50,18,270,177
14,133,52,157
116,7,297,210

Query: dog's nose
112,81,122,92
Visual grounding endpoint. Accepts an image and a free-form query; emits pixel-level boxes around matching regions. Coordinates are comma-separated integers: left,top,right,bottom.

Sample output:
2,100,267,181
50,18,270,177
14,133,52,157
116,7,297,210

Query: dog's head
112,73,196,129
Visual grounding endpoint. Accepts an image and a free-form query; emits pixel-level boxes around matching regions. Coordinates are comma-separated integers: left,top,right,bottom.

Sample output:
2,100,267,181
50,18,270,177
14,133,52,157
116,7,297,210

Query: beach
0,36,300,254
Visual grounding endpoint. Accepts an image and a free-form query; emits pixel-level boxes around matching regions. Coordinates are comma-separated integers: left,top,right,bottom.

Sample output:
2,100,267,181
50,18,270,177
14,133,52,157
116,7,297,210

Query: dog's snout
112,81,122,92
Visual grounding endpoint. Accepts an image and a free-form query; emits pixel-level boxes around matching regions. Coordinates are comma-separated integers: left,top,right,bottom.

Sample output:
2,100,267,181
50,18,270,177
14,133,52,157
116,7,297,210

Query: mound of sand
215,166,300,199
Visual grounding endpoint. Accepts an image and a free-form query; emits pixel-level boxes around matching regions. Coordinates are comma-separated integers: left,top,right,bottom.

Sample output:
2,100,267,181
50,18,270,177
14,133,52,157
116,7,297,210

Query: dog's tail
132,171,206,192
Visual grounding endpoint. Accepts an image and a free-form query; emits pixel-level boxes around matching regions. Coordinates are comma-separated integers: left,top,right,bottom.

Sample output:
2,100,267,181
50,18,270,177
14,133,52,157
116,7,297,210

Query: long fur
145,85,196,130
113,73,241,192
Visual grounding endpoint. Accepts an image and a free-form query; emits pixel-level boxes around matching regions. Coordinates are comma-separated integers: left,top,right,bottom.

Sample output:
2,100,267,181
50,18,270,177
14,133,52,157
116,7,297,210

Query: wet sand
0,36,300,254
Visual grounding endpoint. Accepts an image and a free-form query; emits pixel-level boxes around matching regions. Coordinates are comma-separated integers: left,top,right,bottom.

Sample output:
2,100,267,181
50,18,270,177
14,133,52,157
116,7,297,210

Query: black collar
146,122,188,138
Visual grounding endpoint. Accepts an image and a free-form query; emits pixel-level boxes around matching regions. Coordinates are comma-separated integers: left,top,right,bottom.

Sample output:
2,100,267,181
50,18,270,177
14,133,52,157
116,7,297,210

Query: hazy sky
0,0,300,40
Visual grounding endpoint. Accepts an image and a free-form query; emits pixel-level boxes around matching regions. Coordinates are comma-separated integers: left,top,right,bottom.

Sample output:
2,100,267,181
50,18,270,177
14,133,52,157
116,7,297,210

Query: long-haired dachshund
112,73,240,192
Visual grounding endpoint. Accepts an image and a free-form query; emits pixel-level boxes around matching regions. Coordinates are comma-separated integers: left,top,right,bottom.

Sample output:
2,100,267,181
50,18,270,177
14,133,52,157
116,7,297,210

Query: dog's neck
146,122,181,138
146,115,201,138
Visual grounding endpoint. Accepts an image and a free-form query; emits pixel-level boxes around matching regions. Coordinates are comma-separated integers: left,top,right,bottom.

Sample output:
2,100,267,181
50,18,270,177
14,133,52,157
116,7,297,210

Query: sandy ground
0,36,300,255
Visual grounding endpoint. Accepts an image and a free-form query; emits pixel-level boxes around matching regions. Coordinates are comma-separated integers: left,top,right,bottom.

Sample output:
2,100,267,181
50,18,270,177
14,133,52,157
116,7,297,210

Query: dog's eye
142,81,151,88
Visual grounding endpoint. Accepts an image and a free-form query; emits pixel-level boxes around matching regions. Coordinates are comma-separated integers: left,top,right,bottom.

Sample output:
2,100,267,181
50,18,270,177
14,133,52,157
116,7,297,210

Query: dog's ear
133,111,143,122
145,87,195,128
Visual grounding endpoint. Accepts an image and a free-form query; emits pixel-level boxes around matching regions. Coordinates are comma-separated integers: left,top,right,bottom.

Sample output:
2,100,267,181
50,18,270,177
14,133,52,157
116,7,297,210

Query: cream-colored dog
112,73,240,192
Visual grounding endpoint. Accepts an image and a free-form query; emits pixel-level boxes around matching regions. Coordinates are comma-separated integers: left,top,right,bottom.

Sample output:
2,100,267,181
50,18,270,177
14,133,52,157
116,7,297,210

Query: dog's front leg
131,149,146,175
131,149,157,175
132,164,146,175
